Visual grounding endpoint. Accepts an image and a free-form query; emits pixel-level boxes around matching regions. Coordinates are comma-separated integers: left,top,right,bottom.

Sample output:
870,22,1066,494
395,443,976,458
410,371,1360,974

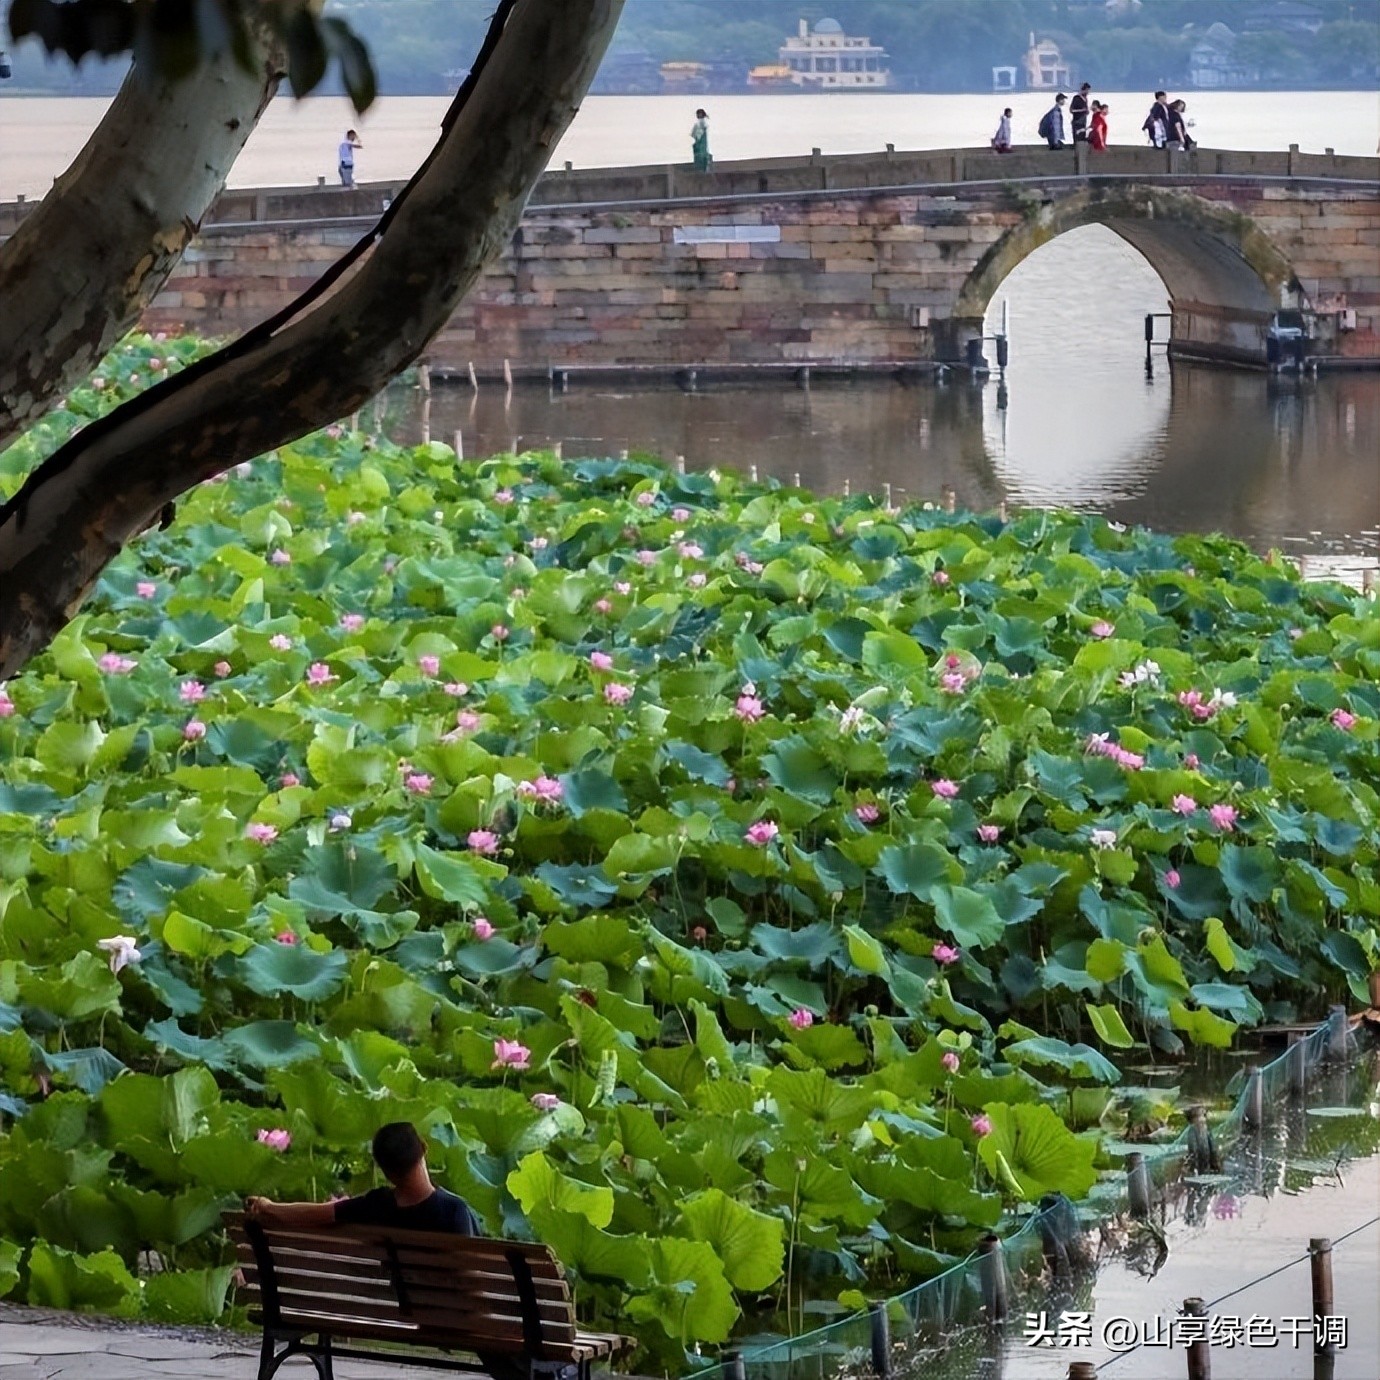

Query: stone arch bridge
8,143,1374,372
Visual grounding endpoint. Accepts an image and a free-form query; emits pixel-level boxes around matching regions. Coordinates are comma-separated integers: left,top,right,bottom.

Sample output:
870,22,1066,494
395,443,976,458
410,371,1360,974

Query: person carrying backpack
1142,92,1171,148
1038,94,1067,149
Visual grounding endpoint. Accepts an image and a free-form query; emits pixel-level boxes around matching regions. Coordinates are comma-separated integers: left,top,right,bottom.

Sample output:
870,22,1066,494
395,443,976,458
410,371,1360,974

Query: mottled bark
0,0,624,682
0,32,282,449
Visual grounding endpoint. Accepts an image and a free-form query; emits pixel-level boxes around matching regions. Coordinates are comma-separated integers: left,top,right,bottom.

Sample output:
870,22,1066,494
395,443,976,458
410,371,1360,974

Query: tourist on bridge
1070,83,1092,142
1143,92,1171,148
338,129,363,187
1090,101,1109,152
691,109,713,172
1038,94,1067,149
1169,100,1196,151
992,107,1013,154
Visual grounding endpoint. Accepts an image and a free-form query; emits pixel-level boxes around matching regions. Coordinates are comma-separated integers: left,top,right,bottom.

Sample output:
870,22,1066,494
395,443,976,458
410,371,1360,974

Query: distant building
1188,23,1259,88
1022,34,1071,90
992,66,1017,92
748,64,796,90
778,18,893,90
1243,2,1325,35
660,61,710,94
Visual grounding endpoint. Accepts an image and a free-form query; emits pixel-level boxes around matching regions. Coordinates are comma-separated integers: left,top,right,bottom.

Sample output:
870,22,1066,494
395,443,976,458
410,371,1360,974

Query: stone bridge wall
4,145,1376,370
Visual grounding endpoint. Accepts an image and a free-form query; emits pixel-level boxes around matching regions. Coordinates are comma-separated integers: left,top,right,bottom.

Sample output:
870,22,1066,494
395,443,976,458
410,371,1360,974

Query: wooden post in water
883,482,893,509
1186,1105,1220,1173
977,1234,1008,1323
749,463,759,483
792,472,801,488
869,1303,892,1379
1243,1066,1264,1129
1310,1238,1335,1355
1288,1032,1308,1099
1327,1004,1349,1061
843,477,851,497
676,454,686,474
1126,1151,1152,1219
725,1351,747,1380
468,362,479,392
1182,1298,1210,1379
942,485,957,513
452,430,463,460
1067,1365,1098,1380
552,441,563,460
503,358,513,392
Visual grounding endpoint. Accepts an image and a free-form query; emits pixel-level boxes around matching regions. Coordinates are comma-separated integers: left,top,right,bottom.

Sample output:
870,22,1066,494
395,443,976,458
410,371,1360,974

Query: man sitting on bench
247,1121,478,1234
246,1122,529,1380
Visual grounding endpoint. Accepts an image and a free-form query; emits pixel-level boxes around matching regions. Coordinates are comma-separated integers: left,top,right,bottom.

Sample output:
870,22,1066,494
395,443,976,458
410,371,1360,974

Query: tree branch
0,32,282,449
0,0,624,682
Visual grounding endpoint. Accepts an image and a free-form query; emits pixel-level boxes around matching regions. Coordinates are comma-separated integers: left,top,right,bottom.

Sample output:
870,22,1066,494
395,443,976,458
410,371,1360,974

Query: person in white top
992,108,1013,153
338,129,363,187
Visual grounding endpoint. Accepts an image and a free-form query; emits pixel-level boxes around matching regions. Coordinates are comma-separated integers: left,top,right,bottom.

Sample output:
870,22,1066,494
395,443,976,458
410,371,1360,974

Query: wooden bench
224,1211,631,1380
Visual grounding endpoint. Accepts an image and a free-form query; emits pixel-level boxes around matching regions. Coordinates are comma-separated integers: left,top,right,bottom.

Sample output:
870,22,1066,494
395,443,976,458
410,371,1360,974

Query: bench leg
258,1331,334,1380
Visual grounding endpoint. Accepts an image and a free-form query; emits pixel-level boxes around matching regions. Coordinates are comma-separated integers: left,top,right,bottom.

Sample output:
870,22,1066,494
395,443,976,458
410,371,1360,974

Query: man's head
1080,83,1091,93
1155,90,1166,101
372,1122,426,1182
1003,107,1013,117
347,129,358,140
1055,94,1067,105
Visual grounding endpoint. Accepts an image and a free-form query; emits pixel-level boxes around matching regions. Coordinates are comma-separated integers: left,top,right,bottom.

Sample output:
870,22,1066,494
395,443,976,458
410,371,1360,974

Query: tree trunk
0,0,624,683
0,33,282,449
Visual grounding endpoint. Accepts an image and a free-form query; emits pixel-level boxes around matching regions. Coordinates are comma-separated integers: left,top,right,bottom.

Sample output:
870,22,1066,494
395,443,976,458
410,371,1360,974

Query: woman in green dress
691,109,712,172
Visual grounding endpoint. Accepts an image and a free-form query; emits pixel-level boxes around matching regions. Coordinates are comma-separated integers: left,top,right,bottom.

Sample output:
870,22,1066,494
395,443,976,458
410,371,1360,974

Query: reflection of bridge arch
950,185,1298,366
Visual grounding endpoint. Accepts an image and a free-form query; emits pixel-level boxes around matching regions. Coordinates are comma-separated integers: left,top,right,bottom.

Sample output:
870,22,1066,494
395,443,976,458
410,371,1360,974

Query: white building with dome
778,18,893,89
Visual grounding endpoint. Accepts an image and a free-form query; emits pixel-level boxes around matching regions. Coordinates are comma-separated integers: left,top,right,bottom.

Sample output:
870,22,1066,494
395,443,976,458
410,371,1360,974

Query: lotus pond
0,338,1378,1367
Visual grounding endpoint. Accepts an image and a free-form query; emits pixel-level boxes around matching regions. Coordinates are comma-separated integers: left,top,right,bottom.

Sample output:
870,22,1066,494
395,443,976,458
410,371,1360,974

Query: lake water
3,91,1379,557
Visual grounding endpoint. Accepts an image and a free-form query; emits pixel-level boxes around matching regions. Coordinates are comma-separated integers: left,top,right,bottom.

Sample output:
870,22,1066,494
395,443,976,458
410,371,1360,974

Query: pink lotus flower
98,653,137,674
1109,746,1144,771
692,925,708,942
454,710,481,732
970,1114,992,1137
306,662,337,686
417,654,441,677
445,681,469,697
492,1038,531,1071
136,581,157,599
347,510,367,525
340,613,365,632
256,1128,291,1153
788,1008,814,1029
745,819,779,846
245,822,278,844
183,720,207,742
930,778,960,799
679,542,703,559
274,931,299,946
404,773,433,795
531,1092,561,1111
494,489,514,506
672,507,691,522
518,776,564,805
1184,753,1200,769
529,536,548,552
635,490,656,508
735,693,765,723
468,829,500,856
941,1051,961,1074
269,634,293,651
1209,803,1238,832
270,549,291,566
637,549,657,566
473,916,495,941
97,935,142,974
1090,621,1115,639
213,660,233,678
91,376,106,390
1164,868,1181,889
1172,794,1197,815
932,943,960,965
179,680,206,703
329,812,352,831
0,690,14,719
1331,708,1356,731
855,802,881,824
590,651,614,671
614,581,632,596
687,572,707,589
939,670,967,694
280,772,300,788
932,569,950,587
604,682,633,705
491,624,510,642
977,823,1001,844
148,356,163,370
594,598,613,615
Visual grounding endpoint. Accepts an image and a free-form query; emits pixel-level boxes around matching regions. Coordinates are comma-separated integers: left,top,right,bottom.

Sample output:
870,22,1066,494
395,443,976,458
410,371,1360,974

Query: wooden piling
1186,1105,1220,1173
869,1303,892,1379
503,358,513,391
1310,1238,1335,1355
468,362,479,392
453,430,463,460
1126,1151,1152,1219
418,362,431,394
1183,1297,1210,1379
1328,1004,1349,1060
1288,1032,1308,1098
883,482,893,508
1243,1065,1264,1128
749,463,759,483
1067,1365,1098,1380
977,1234,1008,1322
726,1351,747,1380
552,441,563,460
676,454,686,474
792,471,801,488
943,485,957,513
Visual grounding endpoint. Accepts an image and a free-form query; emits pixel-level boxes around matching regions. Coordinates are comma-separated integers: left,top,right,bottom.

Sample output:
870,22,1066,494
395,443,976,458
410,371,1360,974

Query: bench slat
239,1265,574,1321
256,1311,603,1361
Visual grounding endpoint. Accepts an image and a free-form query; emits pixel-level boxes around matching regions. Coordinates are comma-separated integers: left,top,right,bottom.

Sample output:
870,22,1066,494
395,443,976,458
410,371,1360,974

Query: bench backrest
224,1211,578,1357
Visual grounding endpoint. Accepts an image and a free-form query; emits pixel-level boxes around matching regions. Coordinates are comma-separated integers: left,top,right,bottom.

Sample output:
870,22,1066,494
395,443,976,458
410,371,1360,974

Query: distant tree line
4,0,1377,93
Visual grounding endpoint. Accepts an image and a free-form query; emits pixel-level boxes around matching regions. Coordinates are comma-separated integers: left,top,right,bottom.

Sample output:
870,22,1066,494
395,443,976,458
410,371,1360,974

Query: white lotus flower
97,935,142,974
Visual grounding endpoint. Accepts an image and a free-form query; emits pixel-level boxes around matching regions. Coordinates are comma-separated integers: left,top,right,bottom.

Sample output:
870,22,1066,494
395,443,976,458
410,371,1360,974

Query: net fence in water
694,1008,1361,1380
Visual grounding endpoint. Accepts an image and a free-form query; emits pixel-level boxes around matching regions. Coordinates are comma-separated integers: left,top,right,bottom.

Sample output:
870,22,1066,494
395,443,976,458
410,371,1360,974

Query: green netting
696,1010,1360,1380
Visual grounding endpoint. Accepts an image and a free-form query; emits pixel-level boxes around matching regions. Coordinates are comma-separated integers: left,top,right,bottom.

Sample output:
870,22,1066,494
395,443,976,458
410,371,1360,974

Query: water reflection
384,225,1379,556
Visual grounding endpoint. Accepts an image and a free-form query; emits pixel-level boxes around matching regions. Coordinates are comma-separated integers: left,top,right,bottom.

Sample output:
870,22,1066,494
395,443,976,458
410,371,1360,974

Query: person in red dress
1090,101,1109,152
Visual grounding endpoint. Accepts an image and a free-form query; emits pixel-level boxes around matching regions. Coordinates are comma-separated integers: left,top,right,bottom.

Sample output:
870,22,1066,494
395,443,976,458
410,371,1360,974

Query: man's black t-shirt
333,1186,481,1236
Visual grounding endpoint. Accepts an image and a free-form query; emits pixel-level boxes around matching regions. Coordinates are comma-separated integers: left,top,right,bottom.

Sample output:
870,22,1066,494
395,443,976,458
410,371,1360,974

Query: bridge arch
949,185,1299,366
